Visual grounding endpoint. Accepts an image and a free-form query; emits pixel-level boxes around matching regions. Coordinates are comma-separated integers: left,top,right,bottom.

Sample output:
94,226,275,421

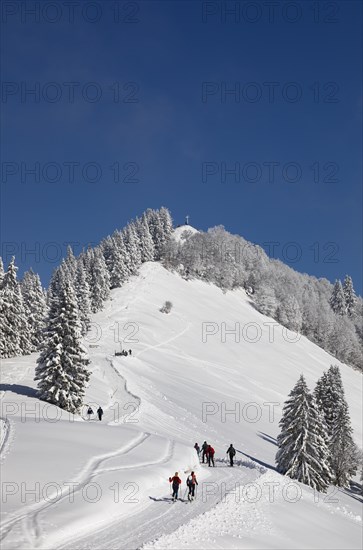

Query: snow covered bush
160,301,173,314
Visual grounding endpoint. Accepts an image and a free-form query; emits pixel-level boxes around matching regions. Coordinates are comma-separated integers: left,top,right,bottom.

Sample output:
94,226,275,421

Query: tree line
0,207,173,413
163,226,362,371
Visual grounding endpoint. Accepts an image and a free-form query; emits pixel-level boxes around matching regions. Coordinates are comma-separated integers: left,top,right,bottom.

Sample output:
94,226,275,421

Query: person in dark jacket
201,441,208,463
97,406,104,421
186,471,198,500
207,445,215,467
169,472,182,501
226,444,236,466
194,442,200,458
87,407,93,420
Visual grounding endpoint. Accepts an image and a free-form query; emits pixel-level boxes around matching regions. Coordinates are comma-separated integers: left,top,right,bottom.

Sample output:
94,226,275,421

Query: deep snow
0,261,362,549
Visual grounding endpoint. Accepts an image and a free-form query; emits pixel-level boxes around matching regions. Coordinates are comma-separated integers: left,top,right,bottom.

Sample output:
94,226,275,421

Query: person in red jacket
169,472,182,501
207,445,215,467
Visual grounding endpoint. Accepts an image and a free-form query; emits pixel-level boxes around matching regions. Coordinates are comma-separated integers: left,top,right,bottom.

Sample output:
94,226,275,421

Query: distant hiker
97,406,104,421
201,441,208,463
226,444,236,467
194,442,200,458
128,349,132,356
87,407,93,420
207,445,215,467
169,472,182,501
186,471,198,501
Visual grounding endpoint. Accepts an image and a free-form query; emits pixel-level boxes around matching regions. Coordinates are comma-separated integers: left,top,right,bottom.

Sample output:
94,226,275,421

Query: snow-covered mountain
1,261,362,550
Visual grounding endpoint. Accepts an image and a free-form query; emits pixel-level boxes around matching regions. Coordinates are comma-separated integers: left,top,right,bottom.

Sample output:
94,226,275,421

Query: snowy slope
0,262,362,550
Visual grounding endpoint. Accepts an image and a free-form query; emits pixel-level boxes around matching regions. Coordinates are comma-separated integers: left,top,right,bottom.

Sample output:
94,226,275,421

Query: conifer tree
0,257,32,357
329,400,359,487
159,206,174,239
145,208,169,260
330,280,346,315
21,268,47,349
276,375,332,492
123,224,142,274
315,365,358,487
113,230,132,277
64,245,77,285
74,263,91,334
89,247,110,312
101,235,128,289
314,365,344,437
136,216,155,262
35,281,90,413
343,275,357,317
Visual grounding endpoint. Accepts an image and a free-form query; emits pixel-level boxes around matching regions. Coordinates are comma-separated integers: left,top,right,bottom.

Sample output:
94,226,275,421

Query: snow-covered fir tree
101,235,128,289
314,365,344,437
315,365,359,487
123,223,142,274
89,247,110,312
35,281,90,413
0,257,32,358
63,245,77,285
145,208,172,260
276,374,332,492
330,280,346,315
74,263,91,334
47,263,70,306
21,268,47,350
136,215,155,262
343,275,357,317
159,206,174,239
329,400,359,487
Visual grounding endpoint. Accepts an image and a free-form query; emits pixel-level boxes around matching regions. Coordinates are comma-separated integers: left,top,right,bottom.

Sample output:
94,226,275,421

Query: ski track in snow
58,460,263,550
0,415,11,455
0,431,152,548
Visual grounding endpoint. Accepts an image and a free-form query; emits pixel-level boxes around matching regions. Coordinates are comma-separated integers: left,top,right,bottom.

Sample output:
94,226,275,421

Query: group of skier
120,349,132,357
86,406,104,421
168,471,198,502
194,442,237,467
168,442,237,502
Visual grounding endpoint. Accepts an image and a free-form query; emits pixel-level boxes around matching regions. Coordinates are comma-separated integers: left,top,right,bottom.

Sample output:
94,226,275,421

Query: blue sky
1,0,362,294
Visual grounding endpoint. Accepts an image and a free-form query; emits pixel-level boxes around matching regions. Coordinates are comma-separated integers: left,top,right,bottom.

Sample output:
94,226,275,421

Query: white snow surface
0,262,362,550
172,225,199,243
